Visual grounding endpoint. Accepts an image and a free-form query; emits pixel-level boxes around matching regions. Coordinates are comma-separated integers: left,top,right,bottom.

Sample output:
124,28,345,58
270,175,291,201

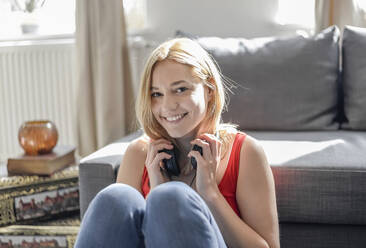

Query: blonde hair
135,38,238,157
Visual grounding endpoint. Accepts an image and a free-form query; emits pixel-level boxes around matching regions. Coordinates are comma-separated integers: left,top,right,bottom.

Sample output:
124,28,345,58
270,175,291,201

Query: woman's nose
162,94,178,110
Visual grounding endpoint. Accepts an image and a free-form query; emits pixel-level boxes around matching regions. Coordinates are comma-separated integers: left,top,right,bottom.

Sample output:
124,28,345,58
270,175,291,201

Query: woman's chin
166,128,197,139
167,131,188,139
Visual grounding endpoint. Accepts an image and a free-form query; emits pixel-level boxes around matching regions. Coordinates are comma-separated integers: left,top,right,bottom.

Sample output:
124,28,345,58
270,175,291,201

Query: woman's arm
116,139,147,193
203,136,280,248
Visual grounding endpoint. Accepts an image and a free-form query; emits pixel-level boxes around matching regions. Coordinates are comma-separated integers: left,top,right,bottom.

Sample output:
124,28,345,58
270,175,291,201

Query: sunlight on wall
260,139,345,165
276,0,315,28
123,0,147,32
356,0,366,9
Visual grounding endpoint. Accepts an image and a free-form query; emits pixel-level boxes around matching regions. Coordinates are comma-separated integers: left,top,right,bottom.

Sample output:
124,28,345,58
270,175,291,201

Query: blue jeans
75,181,227,248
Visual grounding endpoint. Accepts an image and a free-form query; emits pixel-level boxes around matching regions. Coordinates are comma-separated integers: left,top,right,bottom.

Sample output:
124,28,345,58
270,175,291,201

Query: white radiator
0,37,155,162
0,39,77,162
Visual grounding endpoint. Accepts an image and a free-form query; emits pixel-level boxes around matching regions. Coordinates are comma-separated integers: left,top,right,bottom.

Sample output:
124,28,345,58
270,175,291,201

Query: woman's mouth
162,113,188,123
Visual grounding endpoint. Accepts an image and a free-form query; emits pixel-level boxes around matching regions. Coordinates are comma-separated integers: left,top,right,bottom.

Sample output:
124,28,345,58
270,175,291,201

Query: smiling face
150,59,212,139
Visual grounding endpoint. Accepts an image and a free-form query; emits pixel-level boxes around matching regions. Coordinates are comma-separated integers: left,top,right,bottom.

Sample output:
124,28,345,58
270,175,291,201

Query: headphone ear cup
191,145,203,169
160,146,180,177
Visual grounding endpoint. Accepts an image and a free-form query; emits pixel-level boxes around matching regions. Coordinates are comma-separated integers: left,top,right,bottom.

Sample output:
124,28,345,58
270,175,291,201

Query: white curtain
75,0,136,156
315,0,366,33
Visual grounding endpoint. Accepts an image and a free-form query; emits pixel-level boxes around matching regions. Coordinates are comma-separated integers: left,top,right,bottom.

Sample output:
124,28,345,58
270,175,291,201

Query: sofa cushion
280,223,366,248
195,26,340,130
248,130,366,225
79,129,143,217
342,26,366,130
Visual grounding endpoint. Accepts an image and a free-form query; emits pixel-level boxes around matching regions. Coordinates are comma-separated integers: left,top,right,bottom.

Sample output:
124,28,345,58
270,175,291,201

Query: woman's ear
208,87,213,100
208,84,215,101
204,86,213,103
207,76,214,91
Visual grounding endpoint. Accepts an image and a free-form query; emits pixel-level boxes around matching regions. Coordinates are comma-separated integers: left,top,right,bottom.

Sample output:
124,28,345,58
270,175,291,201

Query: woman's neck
175,136,192,155
174,130,198,175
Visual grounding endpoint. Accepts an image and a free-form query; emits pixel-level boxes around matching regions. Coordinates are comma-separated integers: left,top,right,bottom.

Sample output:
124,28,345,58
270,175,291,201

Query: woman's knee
83,183,146,232
146,181,198,213
77,184,146,247
143,182,221,246
92,183,145,211
149,181,191,199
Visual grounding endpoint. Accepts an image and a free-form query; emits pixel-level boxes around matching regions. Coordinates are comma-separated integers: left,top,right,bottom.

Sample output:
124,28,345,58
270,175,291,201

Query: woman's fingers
152,142,173,154
188,150,204,168
144,138,174,185
190,138,211,160
146,139,172,162
147,150,172,169
153,152,172,166
189,133,222,169
198,133,222,159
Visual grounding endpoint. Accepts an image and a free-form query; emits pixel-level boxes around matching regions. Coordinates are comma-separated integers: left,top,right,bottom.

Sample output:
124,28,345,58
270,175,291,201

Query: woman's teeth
165,113,186,122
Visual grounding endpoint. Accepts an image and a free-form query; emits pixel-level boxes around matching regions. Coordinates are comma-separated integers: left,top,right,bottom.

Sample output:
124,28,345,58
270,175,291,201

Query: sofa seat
80,129,366,227
248,130,366,225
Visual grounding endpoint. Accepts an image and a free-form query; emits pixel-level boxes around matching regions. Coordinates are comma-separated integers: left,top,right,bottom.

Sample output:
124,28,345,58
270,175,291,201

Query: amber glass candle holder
18,120,58,155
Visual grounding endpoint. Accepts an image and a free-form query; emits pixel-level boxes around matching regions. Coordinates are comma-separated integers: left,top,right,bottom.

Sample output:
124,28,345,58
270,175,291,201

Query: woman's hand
145,139,173,189
188,133,222,198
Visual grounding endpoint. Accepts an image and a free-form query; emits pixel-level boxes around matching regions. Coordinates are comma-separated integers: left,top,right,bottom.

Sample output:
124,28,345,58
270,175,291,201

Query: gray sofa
79,26,366,248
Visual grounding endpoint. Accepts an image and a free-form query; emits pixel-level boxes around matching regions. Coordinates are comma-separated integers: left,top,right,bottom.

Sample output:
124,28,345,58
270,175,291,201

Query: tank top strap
219,132,247,189
231,132,247,177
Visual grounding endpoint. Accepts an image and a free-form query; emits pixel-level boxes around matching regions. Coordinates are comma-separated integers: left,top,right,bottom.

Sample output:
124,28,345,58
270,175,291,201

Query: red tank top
141,132,246,217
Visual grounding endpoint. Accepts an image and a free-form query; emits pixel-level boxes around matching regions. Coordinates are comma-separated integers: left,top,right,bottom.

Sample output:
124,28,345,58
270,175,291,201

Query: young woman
75,38,280,248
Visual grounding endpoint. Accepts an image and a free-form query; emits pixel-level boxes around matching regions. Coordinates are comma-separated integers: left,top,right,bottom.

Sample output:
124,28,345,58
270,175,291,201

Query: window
0,0,147,41
355,0,366,13
0,0,75,40
276,0,315,28
123,0,147,33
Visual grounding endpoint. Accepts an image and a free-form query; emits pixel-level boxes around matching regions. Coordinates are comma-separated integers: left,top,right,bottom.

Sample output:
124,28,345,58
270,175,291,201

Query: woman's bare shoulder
240,133,261,148
236,130,248,138
116,135,149,185
127,135,149,156
239,133,268,170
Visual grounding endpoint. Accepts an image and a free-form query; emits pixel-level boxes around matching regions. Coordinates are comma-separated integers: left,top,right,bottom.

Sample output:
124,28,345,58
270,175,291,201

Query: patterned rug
0,164,81,247
0,210,80,248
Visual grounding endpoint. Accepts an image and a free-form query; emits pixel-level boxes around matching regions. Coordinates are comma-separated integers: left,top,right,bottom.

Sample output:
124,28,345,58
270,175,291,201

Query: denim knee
143,182,223,248
90,183,146,232
95,183,145,211
147,181,206,216
75,183,146,248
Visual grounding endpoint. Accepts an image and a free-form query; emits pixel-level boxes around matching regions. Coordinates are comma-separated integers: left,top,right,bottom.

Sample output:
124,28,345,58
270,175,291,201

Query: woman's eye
151,92,161,97
151,87,187,97
176,87,188,93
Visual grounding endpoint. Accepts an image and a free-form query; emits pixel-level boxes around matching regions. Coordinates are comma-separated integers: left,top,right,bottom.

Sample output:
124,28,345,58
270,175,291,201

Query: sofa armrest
79,129,143,218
